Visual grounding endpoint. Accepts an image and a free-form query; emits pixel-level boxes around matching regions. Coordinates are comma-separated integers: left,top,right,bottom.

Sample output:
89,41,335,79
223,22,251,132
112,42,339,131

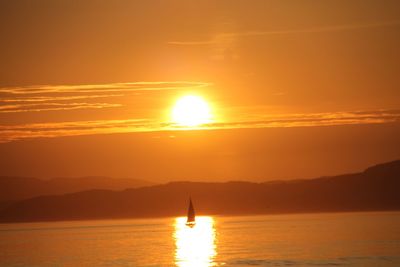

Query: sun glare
171,95,212,127
174,216,216,267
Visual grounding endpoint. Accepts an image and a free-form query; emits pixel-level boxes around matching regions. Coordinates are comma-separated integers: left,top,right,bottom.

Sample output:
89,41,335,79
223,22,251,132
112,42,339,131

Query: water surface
0,212,399,266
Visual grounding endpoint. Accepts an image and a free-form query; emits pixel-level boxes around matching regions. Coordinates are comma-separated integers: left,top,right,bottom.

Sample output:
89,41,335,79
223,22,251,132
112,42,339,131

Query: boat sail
186,198,196,227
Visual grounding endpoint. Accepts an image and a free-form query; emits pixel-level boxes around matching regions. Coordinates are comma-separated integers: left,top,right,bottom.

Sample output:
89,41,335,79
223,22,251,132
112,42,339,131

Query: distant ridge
0,160,399,223
0,176,154,203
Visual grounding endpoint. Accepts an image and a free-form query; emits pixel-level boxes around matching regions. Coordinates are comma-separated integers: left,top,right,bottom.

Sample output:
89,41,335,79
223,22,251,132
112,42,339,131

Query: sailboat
186,198,196,227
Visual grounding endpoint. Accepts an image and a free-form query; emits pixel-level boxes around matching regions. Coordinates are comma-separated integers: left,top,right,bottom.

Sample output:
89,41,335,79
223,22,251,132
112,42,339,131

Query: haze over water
1,212,399,267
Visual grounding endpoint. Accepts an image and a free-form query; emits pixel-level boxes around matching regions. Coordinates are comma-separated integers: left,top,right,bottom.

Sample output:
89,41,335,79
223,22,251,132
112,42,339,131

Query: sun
171,95,212,127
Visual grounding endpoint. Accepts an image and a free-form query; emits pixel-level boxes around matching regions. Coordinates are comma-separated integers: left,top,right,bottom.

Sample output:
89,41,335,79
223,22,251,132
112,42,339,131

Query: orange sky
0,0,399,181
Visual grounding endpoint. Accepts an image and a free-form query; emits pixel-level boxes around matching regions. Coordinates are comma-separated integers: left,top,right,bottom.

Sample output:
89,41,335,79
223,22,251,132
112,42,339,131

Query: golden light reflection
174,216,217,267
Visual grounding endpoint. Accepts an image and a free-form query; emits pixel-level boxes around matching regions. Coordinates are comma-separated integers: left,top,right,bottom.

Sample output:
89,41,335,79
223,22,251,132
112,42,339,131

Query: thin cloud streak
0,119,159,143
1,110,399,143
0,81,210,95
0,94,123,103
0,102,122,113
0,81,210,113
208,113,399,130
168,20,400,45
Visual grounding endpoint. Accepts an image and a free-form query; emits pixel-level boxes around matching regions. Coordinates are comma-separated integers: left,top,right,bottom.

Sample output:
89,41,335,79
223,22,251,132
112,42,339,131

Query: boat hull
186,221,196,227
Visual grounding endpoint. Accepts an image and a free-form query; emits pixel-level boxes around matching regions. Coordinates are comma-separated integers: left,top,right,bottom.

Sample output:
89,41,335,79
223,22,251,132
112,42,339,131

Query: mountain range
0,176,153,204
0,160,399,223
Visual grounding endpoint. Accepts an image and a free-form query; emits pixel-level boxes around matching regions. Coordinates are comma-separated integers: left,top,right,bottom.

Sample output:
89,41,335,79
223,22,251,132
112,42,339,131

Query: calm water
0,212,399,266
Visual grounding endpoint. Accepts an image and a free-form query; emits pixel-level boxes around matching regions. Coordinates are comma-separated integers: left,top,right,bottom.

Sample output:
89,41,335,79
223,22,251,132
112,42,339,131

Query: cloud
168,20,400,45
0,81,210,113
0,81,210,95
0,94,123,103
207,110,400,130
1,82,399,143
0,119,160,143
1,109,399,143
0,102,122,113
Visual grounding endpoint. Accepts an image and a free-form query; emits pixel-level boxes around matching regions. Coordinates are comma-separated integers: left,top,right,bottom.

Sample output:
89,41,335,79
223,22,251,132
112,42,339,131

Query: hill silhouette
0,160,399,223
0,176,153,204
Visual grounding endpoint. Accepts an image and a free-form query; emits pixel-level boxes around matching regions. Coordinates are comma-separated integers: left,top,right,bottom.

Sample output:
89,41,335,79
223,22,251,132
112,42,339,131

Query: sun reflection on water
174,216,217,267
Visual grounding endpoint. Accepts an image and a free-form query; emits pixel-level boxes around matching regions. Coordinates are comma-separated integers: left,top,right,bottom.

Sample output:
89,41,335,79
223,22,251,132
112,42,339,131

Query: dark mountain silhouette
0,176,153,204
0,160,399,223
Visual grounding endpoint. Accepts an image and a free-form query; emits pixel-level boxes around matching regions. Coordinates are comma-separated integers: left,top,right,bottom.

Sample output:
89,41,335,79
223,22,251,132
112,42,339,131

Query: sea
0,212,399,266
